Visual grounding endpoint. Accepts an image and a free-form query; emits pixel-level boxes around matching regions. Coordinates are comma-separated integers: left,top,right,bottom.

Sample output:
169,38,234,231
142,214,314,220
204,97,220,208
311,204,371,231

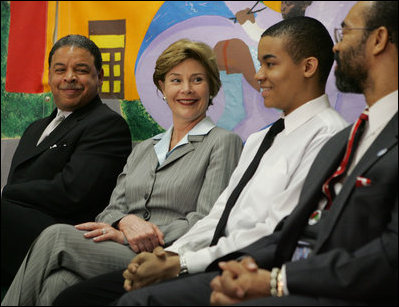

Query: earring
163,96,167,102
208,95,214,106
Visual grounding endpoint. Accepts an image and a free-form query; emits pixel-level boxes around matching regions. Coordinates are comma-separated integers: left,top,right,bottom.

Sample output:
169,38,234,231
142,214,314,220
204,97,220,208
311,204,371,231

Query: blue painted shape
135,1,234,73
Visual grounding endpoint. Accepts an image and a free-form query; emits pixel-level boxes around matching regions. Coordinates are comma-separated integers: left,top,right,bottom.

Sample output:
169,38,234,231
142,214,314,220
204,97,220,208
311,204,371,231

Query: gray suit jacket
96,126,243,245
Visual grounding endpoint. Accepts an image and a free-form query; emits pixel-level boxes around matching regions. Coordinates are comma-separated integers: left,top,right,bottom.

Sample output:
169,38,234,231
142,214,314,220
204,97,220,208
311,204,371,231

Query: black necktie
210,118,285,246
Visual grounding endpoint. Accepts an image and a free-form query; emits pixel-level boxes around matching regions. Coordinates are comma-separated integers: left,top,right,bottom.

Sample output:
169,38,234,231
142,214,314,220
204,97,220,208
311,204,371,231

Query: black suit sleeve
205,231,281,272
285,194,398,302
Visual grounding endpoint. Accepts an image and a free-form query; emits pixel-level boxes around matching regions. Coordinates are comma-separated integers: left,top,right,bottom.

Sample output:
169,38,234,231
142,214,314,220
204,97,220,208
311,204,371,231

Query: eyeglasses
333,27,374,43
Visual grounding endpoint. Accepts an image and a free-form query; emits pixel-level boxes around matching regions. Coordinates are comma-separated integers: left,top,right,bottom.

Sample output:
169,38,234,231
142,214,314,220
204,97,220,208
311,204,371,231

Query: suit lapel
10,112,55,168
36,114,78,147
275,130,349,264
11,96,102,169
315,113,398,252
157,135,205,171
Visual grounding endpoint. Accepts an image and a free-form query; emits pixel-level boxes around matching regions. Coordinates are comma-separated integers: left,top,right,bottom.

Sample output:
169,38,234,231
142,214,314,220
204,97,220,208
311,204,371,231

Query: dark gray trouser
115,271,371,306
2,224,135,306
115,271,218,306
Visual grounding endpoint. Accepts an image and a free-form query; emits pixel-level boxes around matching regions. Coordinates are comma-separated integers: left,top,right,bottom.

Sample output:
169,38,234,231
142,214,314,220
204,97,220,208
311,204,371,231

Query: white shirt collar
367,90,398,134
56,109,73,119
283,94,331,135
153,116,216,166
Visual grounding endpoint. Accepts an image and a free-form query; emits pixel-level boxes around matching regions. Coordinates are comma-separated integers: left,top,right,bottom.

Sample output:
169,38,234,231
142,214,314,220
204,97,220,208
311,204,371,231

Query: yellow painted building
43,1,164,100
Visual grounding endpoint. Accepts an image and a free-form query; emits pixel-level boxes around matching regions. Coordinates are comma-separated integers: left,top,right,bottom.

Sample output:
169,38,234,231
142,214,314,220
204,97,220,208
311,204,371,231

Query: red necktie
322,109,369,210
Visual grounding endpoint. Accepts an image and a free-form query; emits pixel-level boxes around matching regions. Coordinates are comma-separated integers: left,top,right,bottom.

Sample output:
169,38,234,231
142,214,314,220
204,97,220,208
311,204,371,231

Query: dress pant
1,224,135,306
1,199,57,286
115,271,218,306
54,270,218,306
113,271,371,306
234,295,369,306
53,269,126,306
54,267,374,306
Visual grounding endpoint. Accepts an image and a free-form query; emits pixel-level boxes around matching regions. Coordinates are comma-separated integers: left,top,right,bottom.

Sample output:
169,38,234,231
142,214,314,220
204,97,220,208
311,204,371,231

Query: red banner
6,1,48,93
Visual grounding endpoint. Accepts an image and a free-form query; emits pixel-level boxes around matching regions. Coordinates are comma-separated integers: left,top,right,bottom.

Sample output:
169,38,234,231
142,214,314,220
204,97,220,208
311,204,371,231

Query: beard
334,47,368,94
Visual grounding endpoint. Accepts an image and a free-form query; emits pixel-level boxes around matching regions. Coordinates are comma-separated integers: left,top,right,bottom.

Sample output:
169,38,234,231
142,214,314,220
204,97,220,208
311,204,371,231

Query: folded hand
210,257,270,306
123,247,180,291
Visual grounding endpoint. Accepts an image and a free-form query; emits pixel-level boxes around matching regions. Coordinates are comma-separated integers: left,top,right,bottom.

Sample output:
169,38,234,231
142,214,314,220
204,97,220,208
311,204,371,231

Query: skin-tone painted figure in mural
281,1,313,20
214,38,260,92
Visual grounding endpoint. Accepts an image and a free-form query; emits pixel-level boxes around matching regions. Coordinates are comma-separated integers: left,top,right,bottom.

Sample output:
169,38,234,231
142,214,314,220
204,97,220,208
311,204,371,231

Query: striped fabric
2,126,243,305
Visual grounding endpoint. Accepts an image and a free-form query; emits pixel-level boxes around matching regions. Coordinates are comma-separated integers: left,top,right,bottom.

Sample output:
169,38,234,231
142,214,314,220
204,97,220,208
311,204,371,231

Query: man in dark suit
1,34,132,286
111,1,397,305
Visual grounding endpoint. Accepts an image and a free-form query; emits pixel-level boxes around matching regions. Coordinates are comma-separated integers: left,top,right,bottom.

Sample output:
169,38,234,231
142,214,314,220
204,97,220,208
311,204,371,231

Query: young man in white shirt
52,16,349,305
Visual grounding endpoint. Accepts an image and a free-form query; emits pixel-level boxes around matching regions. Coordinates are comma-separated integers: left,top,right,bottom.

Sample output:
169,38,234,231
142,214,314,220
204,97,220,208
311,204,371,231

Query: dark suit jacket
2,95,132,223
208,113,398,304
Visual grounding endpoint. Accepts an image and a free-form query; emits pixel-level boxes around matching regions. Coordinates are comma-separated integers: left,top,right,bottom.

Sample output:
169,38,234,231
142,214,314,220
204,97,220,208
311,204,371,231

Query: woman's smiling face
159,58,210,125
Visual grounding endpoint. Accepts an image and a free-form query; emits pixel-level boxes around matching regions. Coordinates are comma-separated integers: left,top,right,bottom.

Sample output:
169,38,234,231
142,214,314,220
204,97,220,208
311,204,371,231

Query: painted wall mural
2,1,367,185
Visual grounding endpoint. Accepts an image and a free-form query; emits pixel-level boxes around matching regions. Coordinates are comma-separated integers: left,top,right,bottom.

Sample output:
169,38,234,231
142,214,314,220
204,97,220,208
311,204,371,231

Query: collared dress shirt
153,116,215,166
166,94,348,273
56,109,73,119
346,90,398,176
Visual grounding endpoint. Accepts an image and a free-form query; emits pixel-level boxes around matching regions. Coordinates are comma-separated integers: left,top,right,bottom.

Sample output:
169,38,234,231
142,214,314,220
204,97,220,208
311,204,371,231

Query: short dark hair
364,1,397,49
48,35,102,72
261,16,333,86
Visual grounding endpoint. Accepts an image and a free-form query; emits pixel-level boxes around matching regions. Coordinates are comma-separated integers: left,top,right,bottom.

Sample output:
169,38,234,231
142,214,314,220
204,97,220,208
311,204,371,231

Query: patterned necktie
322,109,369,210
210,118,285,246
37,114,65,145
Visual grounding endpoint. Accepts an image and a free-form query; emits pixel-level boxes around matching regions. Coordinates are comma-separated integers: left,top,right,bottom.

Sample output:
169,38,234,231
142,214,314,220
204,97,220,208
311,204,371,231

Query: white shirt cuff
281,264,290,295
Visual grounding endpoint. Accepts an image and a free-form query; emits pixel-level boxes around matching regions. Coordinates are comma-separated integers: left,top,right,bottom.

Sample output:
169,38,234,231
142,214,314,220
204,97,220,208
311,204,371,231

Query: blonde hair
153,39,221,105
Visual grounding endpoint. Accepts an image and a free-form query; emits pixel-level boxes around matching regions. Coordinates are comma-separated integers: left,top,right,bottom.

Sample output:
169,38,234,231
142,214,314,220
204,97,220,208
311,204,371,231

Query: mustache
334,51,341,66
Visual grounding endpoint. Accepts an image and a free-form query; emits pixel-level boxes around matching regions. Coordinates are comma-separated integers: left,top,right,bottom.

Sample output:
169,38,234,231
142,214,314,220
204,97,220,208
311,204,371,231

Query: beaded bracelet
270,267,280,297
277,269,284,297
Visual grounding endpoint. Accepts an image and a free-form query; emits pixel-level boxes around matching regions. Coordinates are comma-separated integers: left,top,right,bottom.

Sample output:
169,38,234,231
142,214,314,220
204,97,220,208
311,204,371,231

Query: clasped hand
210,257,271,306
123,247,180,291
118,214,165,253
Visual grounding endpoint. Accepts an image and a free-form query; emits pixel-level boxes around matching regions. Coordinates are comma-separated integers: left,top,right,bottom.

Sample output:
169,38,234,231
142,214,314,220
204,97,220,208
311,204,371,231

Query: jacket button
143,211,151,221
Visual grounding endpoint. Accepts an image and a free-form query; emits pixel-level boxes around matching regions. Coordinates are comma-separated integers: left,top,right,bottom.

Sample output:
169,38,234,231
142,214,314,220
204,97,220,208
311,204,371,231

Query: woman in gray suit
2,39,243,306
